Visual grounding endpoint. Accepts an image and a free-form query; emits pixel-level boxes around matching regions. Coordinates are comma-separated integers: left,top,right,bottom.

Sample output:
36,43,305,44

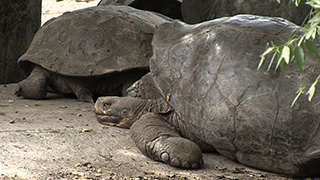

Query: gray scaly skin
94,93,214,168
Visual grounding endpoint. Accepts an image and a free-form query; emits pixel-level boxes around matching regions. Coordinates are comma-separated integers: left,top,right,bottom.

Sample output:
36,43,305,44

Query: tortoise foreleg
71,84,94,103
130,112,203,169
15,65,48,99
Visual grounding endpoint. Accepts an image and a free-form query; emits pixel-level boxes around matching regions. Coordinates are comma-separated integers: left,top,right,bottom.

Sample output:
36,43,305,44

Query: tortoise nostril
103,102,112,109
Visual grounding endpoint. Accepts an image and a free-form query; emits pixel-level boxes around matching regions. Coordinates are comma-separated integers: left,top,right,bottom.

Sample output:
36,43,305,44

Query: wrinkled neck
145,98,173,113
133,97,173,120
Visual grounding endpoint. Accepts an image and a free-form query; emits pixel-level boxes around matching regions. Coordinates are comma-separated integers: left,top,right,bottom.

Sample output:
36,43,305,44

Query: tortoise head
94,96,145,129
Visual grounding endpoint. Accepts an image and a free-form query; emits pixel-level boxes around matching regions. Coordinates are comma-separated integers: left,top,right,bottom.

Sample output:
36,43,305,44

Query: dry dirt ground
41,0,99,25
0,0,319,179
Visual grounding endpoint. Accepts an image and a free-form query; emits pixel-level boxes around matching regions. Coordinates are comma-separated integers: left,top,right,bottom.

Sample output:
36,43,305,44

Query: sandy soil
42,0,100,25
0,0,319,179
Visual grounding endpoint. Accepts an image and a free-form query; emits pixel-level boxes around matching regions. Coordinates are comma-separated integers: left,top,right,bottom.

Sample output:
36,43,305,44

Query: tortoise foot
15,66,47,99
148,136,203,169
130,112,203,169
74,88,94,103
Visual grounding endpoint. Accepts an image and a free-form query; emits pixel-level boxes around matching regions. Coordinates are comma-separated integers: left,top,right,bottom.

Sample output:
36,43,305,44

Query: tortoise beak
96,114,122,126
96,114,132,129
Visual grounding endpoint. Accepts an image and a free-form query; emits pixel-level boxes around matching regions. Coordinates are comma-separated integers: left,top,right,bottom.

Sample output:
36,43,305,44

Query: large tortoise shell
18,5,169,77
151,15,320,176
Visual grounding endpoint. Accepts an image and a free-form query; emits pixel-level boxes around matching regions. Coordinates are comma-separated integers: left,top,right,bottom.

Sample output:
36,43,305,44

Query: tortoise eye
103,102,112,109
122,109,128,116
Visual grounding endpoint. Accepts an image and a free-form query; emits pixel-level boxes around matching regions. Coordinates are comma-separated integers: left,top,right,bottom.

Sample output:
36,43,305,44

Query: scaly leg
71,83,94,103
15,65,48,99
130,112,203,169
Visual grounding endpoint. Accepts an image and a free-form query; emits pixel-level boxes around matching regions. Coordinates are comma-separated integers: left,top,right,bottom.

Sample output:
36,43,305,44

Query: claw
170,158,180,167
161,152,169,162
15,86,21,96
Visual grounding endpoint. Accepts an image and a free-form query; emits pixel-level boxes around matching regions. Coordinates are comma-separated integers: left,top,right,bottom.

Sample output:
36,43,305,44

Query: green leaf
297,36,305,46
267,52,277,72
23,133,31,136
258,56,266,70
276,47,285,71
307,0,320,8
293,46,305,72
146,160,159,164
308,12,320,24
306,75,320,101
305,27,316,39
262,45,275,56
280,46,291,64
307,84,316,101
288,29,298,41
279,59,285,71
291,85,305,107
317,26,320,35
312,27,317,39
258,43,275,70
305,39,320,58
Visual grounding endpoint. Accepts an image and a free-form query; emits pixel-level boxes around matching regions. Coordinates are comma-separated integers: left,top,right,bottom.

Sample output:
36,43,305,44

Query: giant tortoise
181,0,311,24
94,15,320,177
15,5,170,102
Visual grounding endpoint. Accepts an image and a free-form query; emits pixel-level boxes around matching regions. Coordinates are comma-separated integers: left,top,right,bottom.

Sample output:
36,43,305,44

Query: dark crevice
236,84,255,107
301,114,320,156
202,31,242,104
232,104,237,153
274,24,290,36
221,24,290,43
215,83,237,151
201,32,242,152
269,92,280,155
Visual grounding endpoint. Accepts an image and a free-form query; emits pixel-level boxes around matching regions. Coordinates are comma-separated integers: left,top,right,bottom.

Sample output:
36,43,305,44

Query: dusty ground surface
1,0,319,179
41,0,99,25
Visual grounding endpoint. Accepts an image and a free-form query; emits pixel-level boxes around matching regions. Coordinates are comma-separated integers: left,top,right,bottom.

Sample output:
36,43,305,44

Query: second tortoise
15,5,170,102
